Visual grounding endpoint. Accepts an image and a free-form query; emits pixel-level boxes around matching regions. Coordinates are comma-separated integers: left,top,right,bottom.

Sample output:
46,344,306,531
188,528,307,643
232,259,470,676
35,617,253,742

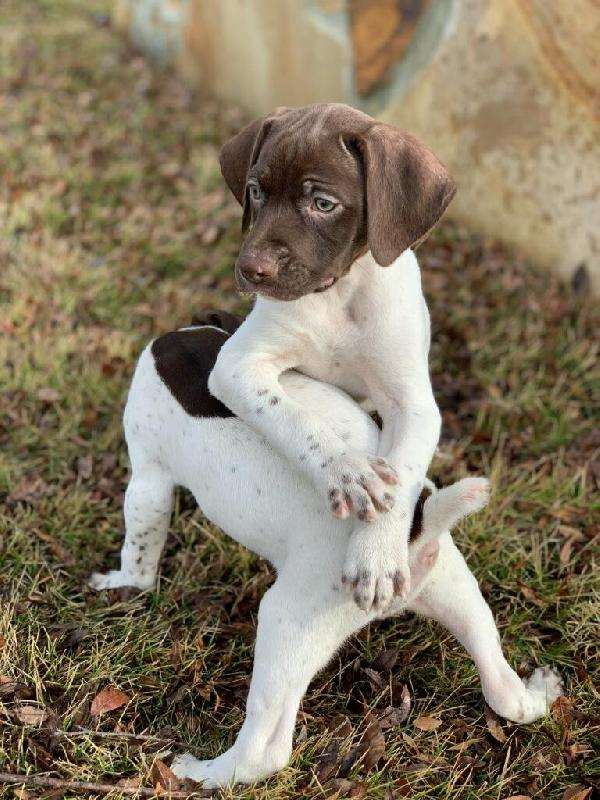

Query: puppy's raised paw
342,531,410,612
323,452,398,522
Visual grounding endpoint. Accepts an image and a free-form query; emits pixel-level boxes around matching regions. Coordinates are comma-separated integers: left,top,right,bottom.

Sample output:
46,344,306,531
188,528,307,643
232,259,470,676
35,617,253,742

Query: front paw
342,527,410,612
324,453,398,521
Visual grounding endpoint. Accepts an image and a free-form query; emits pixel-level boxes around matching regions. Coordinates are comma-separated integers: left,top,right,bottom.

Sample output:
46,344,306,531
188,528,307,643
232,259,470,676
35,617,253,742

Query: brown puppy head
219,103,455,301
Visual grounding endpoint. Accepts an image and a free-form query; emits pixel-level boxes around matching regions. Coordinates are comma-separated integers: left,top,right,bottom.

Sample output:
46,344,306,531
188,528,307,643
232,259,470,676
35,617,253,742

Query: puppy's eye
248,182,262,202
313,196,337,213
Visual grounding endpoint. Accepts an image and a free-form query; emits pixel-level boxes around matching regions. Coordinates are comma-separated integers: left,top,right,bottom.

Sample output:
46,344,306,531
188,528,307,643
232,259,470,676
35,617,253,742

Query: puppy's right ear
219,118,268,207
219,108,290,232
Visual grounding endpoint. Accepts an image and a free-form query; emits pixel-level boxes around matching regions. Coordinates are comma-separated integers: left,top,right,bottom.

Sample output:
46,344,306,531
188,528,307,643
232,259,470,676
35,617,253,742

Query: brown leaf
151,758,180,792
90,686,130,717
505,796,532,800
562,786,592,800
117,776,142,789
14,705,48,726
373,647,400,671
316,741,340,784
560,539,574,565
10,476,50,503
363,667,385,690
518,583,546,608
557,524,586,541
361,710,386,771
33,529,74,564
325,778,355,798
484,703,507,743
414,715,442,731
37,387,61,403
551,695,575,727
380,686,410,729
77,454,93,480
348,783,368,798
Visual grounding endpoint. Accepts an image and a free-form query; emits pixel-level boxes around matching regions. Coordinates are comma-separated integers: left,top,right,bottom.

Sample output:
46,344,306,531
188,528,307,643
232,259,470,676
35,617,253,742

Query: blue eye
314,196,337,213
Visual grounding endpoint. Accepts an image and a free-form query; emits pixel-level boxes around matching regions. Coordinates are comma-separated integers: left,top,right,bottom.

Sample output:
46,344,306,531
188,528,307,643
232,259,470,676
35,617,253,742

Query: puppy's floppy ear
219,108,290,232
354,125,456,266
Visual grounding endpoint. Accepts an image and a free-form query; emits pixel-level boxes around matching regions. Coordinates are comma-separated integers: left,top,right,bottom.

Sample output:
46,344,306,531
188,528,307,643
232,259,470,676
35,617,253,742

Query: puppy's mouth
314,276,338,293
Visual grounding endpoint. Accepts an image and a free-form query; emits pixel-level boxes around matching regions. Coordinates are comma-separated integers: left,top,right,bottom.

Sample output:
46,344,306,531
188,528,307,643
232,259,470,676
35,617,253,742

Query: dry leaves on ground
414,715,442,731
90,687,131,717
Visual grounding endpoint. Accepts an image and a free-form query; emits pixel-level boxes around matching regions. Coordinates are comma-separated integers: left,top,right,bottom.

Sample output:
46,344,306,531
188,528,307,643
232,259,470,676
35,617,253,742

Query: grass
0,1,598,798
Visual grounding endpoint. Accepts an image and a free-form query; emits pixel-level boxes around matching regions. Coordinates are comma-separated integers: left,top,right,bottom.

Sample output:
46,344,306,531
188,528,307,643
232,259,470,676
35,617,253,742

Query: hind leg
172,564,364,787
408,538,563,723
89,466,174,591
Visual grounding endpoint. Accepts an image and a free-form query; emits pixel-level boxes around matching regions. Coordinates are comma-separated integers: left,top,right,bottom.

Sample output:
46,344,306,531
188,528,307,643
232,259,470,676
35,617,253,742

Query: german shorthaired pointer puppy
89,317,563,788
208,103,457,612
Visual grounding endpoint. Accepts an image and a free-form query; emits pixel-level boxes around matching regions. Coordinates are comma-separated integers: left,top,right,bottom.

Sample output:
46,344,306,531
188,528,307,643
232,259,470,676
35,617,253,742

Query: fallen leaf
414,715,442,731
557,524,586,541
10,476,50,503
151,759,180,792
77,454,93,480
560,538,574,565
199,220,221,245
90,687,130,717
37,387,61,403
552,695,575,726
316,742,340,783
361,710,386,770
504,796,531,800
562,786,592,800
380,687,410,729
325,778,355,798
518,583,546,608
373,648,400,671
484,703,507,743
33,529,74,564
14,705,48,726
363,667,385,690
349,783,368,798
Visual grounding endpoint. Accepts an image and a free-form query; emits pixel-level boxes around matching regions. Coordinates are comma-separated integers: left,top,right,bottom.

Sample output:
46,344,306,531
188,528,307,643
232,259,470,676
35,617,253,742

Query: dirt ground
1,2,598,799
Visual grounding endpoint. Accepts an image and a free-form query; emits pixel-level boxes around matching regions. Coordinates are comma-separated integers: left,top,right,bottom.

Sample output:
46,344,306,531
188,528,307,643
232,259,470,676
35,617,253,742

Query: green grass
0,1,598,798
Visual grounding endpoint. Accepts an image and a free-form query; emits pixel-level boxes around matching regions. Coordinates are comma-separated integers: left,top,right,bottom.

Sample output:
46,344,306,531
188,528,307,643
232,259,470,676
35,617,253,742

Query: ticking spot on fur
269,396,280,405
257,389,268,396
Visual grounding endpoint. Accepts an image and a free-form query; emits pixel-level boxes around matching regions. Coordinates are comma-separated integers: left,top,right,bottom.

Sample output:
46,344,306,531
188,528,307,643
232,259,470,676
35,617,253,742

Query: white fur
89,345,563,787
209,250,441,609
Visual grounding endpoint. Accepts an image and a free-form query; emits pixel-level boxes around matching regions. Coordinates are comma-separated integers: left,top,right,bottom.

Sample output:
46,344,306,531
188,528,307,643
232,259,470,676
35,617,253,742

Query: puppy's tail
411,477,490,551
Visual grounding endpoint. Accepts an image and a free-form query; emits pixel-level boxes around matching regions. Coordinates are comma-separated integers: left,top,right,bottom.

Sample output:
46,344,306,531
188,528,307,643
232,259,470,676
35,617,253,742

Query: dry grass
0,2,598,798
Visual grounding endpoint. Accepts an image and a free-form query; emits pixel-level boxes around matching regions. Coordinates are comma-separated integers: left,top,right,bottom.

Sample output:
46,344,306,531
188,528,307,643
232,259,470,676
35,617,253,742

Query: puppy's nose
237,253,278,283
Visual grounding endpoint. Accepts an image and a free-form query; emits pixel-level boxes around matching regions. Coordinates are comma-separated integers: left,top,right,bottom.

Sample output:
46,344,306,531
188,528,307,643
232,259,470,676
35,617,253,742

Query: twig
0,772,209,797
53,727,204,756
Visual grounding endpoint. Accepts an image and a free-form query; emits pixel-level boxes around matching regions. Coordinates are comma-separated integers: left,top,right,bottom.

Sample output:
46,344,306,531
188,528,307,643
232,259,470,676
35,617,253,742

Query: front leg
343,377,441,611
209,333,398,520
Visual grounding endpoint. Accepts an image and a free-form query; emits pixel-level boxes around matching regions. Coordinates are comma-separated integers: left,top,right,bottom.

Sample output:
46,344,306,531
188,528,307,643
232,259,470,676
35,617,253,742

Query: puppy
208,103,456,611
89,320,563,788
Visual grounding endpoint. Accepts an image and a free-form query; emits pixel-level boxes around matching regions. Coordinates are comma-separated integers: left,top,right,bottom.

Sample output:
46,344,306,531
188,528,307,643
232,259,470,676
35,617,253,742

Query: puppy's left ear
354,125,456,266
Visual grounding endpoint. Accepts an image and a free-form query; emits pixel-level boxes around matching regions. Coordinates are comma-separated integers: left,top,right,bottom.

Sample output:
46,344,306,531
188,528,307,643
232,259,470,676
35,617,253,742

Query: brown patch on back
151,327,234,418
